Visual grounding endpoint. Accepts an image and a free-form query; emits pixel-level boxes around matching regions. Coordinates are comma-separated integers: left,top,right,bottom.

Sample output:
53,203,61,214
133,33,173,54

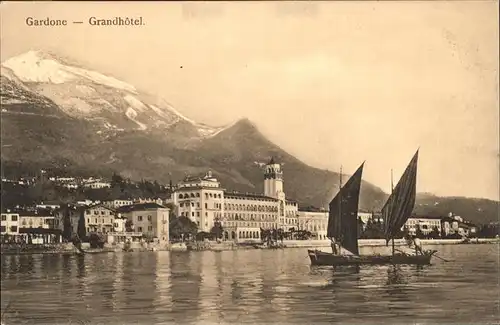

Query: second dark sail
382,150,419,244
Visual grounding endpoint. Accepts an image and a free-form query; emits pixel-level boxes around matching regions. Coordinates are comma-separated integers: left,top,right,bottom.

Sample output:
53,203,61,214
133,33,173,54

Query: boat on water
308,150,437,267
308,249,436,266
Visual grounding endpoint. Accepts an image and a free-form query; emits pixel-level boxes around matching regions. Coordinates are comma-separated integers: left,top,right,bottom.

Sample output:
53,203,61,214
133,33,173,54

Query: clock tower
264,157,285,201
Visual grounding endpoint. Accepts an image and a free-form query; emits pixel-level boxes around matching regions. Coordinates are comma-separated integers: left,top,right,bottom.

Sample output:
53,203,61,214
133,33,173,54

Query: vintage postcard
0,1,498,325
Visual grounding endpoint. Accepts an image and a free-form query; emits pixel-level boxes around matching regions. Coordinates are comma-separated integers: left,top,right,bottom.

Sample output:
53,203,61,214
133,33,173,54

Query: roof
36,201,61,205
55,204,87,213
116,203,167,213
84,203,117,212
176,186,224,191
298,206,324,212
18,209,54,217
409,215,442,220
223,191,278,201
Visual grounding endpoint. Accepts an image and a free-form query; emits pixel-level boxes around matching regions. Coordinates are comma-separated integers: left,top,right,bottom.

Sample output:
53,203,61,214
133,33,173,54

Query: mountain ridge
1,50,498,225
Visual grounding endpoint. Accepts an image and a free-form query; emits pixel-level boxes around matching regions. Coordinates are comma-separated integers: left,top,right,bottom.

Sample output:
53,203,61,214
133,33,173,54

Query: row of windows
137,226,153,232
226,221,277,228
1,225,17,232
407,219,440,225
86,226,113,233
1,214,18,221
225,196,277,203
239,231,260,239
182,211,206,218
136,215,153,222
300,224,327,232
224,213,277,221
225,204,278,212
180,202,200,208
178,192,223,199
86,210,111,216
87,218,113,225
179,202,221,209
21,219,50,226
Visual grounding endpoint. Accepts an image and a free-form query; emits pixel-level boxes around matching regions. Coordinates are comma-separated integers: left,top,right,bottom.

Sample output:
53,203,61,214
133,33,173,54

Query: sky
1,1,498,200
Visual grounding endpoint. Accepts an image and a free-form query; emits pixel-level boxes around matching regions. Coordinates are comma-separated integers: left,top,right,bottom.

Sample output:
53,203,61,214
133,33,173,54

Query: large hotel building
167,158,329,242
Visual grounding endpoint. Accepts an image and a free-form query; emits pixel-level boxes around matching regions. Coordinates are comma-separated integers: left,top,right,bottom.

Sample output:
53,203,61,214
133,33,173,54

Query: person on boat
330,237,338,255
413,235,424,255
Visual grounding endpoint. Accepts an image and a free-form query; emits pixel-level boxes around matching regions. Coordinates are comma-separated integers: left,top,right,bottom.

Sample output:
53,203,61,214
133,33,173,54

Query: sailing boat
381,149,437,263
308,162,365,266
308,150,437,266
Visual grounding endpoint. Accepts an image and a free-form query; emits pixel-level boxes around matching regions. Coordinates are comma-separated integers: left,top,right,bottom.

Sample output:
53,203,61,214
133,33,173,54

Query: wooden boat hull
308,249,437,266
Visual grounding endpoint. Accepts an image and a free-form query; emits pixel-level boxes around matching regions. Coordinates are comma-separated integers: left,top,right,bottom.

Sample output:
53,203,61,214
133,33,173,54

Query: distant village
1,159,498,246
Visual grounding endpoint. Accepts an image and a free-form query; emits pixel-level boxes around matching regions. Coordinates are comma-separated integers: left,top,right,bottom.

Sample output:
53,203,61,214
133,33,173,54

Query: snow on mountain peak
1,50,242,138
2,50,137,93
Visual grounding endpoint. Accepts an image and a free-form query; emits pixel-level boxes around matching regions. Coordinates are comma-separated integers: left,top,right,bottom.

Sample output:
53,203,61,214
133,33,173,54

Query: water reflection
169,252,202,324
0,245,498,325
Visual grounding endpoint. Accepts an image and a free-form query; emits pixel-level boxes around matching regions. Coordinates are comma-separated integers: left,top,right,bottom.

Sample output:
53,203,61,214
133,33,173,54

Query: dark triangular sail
382,150,419,243
327,162,365,255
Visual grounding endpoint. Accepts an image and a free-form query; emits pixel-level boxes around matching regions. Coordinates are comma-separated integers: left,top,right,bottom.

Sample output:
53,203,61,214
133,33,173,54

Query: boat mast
390,168,395,256
338,165,343,256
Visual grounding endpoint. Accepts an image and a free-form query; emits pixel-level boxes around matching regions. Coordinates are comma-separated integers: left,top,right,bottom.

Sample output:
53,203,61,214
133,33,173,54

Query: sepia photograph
0,1,499,324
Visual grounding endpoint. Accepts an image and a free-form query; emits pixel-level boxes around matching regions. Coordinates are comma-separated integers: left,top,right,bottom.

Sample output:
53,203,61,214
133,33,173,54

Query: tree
210,221,224,240
125,220,134,232
88,233,105,248
415,224,424,239
196,231,211,241
261,228,271,243
429,226,441,239
111,173,124,187
402,225,410,239
277,229,284,243
361,218,384,239
169,215,198,241
62,209,73,241
296,230,312,240
77,215,87,241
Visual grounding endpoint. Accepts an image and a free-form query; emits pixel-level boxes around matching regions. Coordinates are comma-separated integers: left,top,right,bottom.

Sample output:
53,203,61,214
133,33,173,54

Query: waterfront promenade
1,238,498,255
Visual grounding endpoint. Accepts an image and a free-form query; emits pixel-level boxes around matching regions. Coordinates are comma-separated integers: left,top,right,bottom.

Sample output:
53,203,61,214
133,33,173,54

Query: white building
102,199,133,209
82,205,117,234
54,204,118,239
134,198,164,205
166,158,299,242
113,217,127,233
36,202,61,210
441,213,477,238
83,181,111,189
1,212,20,237
169,171,225,233
405,215,442,236
19,212,54,229
116,203,170,243
297,210,329,240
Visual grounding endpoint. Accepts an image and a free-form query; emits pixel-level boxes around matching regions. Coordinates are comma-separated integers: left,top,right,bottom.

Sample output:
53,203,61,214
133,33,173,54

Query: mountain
1,50,497,223
1,51,225,137
413,193,498,226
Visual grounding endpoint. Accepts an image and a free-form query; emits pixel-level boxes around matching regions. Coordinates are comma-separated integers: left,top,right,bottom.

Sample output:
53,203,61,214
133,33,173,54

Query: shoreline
1,238,498,255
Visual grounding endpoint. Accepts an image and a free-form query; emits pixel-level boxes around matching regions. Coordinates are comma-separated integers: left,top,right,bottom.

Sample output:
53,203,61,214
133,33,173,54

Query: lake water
1,244,499,325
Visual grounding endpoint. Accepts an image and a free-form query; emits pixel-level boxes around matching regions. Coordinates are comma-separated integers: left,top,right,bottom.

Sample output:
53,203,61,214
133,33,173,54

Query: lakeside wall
281,238,500,248
1,238,498,255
